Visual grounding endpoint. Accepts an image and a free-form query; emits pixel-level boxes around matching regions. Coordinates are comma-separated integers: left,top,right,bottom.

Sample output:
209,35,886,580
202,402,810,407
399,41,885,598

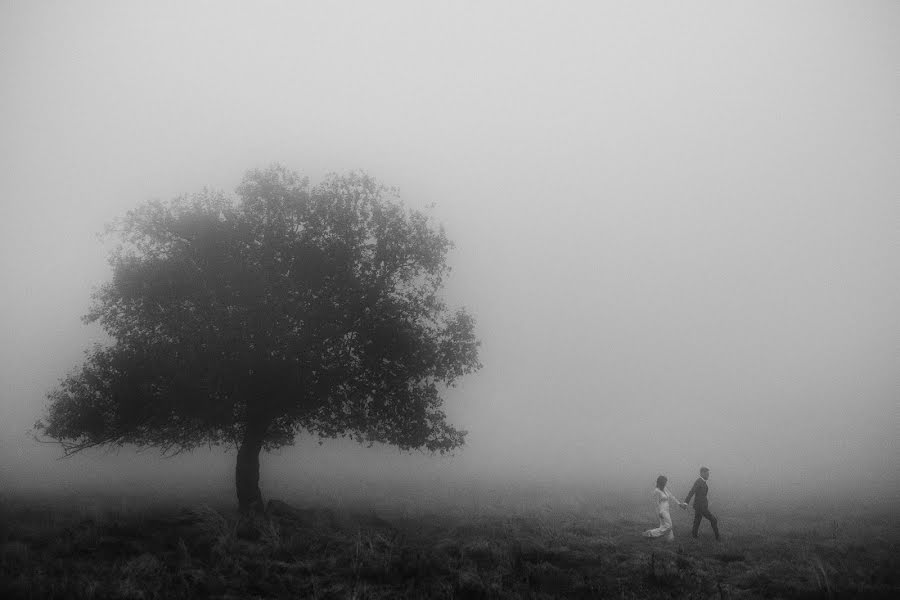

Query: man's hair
700,466,710,473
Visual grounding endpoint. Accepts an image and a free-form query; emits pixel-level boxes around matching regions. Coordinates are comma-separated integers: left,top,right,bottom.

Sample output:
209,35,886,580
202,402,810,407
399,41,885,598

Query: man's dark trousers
691,499,719,540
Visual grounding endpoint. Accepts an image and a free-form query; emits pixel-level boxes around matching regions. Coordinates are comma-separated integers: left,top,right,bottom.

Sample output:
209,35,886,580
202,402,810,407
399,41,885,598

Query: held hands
680,502,688,510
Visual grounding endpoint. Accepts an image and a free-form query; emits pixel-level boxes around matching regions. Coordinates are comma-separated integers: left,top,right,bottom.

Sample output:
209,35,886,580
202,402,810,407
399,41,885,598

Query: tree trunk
236,419,267,514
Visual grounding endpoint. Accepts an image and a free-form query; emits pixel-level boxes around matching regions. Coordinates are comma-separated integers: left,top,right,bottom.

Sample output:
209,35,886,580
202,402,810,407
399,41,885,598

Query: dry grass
0,492,896,599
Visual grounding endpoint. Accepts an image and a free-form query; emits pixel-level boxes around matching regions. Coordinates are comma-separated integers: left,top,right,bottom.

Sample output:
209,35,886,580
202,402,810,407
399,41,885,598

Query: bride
642,475,687,541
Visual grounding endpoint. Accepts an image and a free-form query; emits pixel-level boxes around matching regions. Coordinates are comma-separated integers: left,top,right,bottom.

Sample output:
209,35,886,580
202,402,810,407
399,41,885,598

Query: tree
37,166,481,513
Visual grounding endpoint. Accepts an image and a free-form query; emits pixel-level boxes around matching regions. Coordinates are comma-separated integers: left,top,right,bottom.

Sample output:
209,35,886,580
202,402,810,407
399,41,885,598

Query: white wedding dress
642,487,680,541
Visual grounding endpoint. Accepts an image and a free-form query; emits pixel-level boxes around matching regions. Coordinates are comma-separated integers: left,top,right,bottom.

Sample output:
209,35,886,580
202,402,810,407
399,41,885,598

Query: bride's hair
656,475,667,490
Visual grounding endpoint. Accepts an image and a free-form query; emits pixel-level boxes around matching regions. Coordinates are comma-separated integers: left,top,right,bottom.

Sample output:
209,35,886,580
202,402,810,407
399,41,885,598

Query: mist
1,1,898,514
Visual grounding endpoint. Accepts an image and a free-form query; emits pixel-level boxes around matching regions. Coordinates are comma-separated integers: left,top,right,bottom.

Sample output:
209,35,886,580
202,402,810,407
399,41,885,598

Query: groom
684,466,720,540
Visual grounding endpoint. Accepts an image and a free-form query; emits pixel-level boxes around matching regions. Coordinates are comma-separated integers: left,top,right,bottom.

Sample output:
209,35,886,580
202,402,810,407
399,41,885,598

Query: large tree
38,166,481,512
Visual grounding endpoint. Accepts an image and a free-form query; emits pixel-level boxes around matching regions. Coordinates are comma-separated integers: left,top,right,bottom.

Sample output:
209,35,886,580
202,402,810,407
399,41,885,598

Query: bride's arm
665,487,688,508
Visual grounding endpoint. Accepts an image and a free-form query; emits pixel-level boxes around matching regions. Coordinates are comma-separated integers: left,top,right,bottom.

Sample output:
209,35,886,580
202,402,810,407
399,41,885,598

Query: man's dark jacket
684,477,710,508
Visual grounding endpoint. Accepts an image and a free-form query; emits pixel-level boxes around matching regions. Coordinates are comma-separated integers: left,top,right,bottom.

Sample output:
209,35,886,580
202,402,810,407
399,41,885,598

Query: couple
642,466,720,542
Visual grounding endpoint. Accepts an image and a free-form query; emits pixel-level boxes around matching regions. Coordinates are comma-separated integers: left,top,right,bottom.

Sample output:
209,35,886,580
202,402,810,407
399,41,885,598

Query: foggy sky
1,1,898,507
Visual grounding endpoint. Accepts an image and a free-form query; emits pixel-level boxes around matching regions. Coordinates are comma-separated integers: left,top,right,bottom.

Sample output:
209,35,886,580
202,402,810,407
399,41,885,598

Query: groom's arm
684,479,698,505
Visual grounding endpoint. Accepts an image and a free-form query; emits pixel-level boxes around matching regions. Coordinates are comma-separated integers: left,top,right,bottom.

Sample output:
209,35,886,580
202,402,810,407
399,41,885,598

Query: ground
0,491,897,599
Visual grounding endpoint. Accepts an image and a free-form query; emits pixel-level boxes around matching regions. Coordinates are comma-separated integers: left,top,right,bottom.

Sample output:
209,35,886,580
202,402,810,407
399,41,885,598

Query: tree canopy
38,166,481,511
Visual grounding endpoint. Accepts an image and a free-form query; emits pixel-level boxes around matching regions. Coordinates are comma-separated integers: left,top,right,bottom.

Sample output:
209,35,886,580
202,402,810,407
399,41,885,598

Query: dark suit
684,477,720,539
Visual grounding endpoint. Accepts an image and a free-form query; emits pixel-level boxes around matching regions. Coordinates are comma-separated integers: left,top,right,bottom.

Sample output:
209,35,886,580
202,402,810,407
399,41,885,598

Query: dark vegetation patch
0,495,897,599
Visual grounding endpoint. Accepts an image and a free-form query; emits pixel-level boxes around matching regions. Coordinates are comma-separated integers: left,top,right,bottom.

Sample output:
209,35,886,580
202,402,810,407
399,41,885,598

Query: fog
1,1,898,512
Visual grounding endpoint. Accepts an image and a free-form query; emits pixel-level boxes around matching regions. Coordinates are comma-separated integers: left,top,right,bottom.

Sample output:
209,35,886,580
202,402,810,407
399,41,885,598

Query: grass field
0,489,897,599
